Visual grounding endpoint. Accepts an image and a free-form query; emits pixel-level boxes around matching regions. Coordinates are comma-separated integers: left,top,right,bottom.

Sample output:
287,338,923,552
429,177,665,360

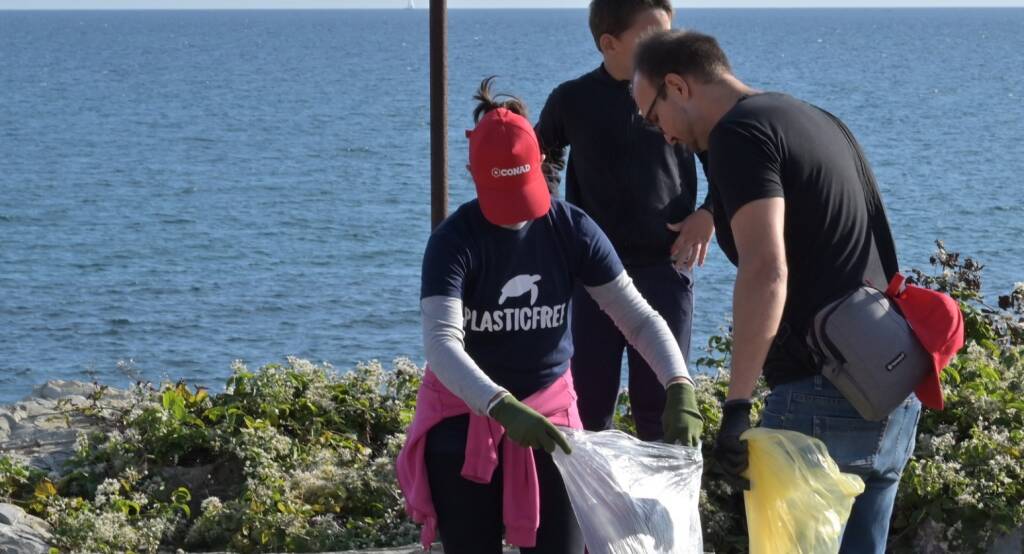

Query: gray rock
990,526,1024,554
0,415,11,442
0,504,50,536
0,505,21,527
2,380,131,474
0,504,51,554
0,411,22,429
29,380,100,401
0,530,50,554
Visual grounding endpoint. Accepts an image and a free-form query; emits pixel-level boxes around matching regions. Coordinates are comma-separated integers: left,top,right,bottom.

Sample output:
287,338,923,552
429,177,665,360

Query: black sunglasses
640,80,667,125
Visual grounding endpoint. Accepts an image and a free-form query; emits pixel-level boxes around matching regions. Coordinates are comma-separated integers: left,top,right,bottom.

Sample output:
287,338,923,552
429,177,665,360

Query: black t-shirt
706,93,888,387
534,65,701,268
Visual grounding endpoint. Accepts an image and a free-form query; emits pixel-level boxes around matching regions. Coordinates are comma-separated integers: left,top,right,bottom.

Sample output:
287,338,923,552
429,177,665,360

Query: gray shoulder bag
805,109,929,421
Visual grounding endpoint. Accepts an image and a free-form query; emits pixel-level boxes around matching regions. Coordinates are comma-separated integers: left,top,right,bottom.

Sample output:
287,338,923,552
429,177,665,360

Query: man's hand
667,208,715,271
713,399,753,489
489,395,571,454
662,381,705,446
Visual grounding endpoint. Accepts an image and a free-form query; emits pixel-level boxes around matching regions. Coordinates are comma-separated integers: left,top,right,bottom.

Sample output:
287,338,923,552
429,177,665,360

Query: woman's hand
662,381,704,447
489,395,571,454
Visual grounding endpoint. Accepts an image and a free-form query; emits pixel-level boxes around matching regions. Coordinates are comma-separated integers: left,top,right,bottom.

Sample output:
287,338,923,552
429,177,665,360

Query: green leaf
171,487,191,504
203,406,226,422
34,480,57,498
162,389,187,420
980,339,1002,356
943,366,961,385
978,363,1001,383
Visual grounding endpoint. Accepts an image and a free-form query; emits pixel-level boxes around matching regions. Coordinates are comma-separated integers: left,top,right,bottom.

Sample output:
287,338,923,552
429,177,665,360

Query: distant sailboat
406,0,416,9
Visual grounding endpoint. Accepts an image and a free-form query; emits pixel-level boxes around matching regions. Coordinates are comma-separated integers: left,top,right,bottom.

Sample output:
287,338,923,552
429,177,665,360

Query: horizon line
2,5,1024,10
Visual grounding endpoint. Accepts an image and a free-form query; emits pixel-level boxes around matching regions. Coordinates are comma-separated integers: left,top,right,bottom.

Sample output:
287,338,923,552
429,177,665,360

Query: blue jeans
760,375,921,554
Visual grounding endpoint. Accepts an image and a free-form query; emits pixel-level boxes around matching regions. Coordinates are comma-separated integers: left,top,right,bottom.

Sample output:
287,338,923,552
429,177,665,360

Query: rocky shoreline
0,380,504,554
2,381,1019,554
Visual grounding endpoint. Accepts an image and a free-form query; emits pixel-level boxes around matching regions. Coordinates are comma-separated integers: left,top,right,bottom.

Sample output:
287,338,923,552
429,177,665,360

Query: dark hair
473,76,528,124
634,29,732,85
589,0,673,52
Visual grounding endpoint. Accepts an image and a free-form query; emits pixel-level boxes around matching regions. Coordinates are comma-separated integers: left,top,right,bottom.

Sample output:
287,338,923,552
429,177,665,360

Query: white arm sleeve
584,271,693,387
421,295,508,415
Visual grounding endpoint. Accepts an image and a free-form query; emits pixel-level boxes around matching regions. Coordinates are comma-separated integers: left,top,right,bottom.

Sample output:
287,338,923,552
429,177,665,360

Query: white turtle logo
499,274,542,306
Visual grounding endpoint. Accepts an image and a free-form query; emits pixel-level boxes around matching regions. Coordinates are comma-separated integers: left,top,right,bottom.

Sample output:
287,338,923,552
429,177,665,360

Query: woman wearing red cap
396,78,703,554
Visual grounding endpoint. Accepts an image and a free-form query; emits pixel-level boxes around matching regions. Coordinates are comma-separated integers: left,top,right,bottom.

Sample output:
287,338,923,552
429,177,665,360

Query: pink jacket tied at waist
395,368,582,549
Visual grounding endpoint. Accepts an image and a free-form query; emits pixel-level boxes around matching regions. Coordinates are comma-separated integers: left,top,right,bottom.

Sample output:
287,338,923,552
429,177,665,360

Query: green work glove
662,381,705,447
488,395,572,455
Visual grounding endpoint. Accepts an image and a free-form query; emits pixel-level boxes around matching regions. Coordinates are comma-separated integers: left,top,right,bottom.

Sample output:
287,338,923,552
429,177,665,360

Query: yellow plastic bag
741,428,866,554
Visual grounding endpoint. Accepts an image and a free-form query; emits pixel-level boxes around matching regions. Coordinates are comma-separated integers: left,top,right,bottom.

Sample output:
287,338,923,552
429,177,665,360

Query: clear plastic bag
742,427,866,554
551,428,704,554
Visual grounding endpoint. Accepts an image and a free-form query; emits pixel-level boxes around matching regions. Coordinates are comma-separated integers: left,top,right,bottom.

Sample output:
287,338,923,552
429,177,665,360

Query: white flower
94,478,121,506
200,496,223,515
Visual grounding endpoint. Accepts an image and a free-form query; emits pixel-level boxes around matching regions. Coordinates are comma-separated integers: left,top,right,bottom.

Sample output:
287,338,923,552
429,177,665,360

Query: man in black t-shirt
631,30,921,553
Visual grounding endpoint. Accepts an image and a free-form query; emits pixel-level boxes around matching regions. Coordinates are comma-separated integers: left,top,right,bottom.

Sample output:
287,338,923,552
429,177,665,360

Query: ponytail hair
472,76,528,123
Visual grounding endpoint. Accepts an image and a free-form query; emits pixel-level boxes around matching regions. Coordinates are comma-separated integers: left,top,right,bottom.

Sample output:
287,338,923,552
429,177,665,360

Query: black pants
570,261,694,440
424,415,584,554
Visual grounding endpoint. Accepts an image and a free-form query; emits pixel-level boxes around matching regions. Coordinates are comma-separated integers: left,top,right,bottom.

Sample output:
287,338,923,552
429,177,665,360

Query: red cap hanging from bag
885,273,966,410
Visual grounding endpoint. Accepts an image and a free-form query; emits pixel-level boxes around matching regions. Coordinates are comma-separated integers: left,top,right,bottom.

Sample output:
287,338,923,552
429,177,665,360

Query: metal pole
430,0,449,230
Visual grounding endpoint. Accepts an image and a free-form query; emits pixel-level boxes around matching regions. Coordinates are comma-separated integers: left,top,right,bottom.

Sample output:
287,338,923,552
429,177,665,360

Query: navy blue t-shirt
421,198,624,399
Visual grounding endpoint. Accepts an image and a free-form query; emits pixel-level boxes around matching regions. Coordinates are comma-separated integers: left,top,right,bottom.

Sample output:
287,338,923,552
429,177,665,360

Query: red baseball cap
466,108,550,225
886,274,966,410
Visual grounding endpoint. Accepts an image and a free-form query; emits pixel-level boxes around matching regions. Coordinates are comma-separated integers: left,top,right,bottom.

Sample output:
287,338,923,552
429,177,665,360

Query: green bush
2,358,422,553
889,243,1024,553
2,243,1018,553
